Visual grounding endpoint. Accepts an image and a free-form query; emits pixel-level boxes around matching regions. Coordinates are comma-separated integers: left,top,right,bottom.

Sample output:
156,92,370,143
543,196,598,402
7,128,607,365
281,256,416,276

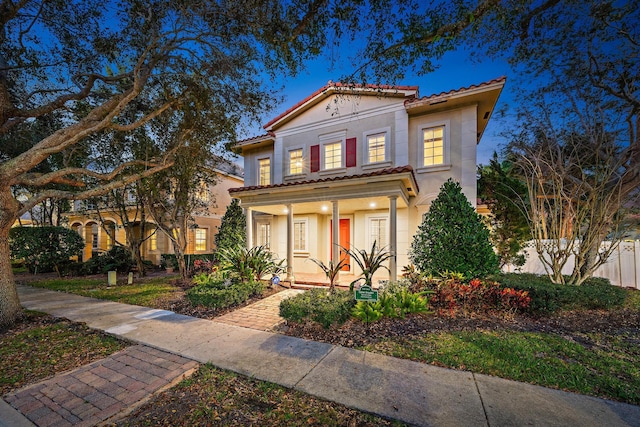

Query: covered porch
229,166,418,285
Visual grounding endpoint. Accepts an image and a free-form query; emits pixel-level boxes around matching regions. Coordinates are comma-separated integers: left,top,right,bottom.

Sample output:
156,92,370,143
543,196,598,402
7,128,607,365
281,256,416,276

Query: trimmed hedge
492,273,626,313
186,275,265,309
279,289,355,328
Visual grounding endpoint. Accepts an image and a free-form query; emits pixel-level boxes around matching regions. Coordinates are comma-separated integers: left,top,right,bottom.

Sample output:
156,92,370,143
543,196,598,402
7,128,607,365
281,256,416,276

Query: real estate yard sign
355,285,378,302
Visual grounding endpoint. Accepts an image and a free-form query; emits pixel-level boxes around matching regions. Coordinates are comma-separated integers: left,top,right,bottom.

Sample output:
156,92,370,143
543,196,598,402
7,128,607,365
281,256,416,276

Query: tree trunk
171,239,188,280
132,240,146,278
0,186,22,329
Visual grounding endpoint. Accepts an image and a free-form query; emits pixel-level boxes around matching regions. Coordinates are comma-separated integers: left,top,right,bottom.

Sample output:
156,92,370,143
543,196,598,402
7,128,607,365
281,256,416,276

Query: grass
18,273,640,408
363,319,640,405
624,289,640,310
117,363,404,426
27,276,182,307
0,311,127,395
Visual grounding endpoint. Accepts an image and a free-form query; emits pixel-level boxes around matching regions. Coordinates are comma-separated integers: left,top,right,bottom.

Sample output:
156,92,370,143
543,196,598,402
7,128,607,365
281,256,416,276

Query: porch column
332,200,340,269
389,195,398,282
244,207,253,249
286,204,294,282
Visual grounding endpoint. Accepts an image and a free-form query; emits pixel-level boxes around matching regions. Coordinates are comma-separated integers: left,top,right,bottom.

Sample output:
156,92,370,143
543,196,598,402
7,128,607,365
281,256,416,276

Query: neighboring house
65,163,244,265
230,78,506,282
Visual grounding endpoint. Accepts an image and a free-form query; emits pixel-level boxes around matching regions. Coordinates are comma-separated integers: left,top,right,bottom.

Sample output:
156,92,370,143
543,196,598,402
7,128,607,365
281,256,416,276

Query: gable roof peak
264,82,419,131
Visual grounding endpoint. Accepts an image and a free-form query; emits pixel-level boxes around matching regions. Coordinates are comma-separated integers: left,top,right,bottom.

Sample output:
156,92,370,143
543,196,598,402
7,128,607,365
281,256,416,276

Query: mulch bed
275,306,640,349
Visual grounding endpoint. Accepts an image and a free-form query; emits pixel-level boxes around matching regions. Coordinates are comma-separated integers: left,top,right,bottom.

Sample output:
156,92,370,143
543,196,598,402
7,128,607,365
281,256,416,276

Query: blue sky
242,47,513,167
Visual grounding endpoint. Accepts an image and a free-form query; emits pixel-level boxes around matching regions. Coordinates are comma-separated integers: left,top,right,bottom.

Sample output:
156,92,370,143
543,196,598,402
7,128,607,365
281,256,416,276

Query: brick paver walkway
4,345,198,427
215,288,304,331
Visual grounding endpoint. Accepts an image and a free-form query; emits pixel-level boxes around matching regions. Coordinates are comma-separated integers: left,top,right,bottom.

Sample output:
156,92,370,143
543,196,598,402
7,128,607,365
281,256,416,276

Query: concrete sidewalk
6,285,640,427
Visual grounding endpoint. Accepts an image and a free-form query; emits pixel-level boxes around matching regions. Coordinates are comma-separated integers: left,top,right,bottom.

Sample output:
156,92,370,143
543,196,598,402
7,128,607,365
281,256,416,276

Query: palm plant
308,257,349,292
346,241,392,288
217,245,285,282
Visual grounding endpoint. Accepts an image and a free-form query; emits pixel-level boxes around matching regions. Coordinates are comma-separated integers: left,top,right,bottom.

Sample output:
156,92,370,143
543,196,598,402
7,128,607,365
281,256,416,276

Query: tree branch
17,160,175,216
14,157,172,187
350,0,501,80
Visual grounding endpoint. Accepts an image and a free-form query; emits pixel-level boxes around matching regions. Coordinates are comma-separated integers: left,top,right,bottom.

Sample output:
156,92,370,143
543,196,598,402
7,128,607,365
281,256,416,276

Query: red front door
330,219,351,271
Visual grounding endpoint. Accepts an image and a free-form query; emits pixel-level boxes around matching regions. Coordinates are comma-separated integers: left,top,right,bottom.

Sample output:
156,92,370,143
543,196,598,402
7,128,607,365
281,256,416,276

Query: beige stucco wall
269,93,408,187
65,171,243,266
239,90,484,279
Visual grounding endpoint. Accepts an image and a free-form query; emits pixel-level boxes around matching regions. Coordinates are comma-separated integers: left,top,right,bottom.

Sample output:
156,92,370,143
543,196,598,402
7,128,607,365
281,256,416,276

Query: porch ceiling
233,171,416,215
251,194,403,216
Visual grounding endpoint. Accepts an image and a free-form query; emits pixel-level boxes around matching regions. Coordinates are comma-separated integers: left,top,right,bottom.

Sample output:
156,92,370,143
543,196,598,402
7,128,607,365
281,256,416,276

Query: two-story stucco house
65,163,244,266
230,77,505,284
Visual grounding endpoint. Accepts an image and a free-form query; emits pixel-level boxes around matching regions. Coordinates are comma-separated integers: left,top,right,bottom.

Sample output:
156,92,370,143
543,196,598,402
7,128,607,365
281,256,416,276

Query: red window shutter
310,145,320,172
346,137,357,167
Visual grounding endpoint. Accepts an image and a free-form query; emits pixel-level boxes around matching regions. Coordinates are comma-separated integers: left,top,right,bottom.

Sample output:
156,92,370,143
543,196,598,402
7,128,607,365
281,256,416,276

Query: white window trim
257,155,273,186
362,126,392,170
319,130,346,173
293,217,309,253
285,146,305,179
417,120,451,173
365,214,389,249
256,221,271,249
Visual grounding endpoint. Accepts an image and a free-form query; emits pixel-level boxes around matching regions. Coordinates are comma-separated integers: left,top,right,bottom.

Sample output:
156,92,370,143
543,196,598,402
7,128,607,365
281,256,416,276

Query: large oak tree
0,0,350,328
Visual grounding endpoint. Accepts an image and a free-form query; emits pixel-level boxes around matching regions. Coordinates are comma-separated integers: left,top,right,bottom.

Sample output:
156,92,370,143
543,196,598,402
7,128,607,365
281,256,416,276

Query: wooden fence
504,240,640,289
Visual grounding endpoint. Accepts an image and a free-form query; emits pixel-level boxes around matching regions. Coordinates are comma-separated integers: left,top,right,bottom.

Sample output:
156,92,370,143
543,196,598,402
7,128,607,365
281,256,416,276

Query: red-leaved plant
409,273,530,315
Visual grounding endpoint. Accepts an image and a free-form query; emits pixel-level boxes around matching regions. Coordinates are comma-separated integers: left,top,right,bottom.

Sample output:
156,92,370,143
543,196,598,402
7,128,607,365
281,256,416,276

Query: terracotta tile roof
235,132,275,146
264,82,419,130
405,76,506,107
229,165,419,194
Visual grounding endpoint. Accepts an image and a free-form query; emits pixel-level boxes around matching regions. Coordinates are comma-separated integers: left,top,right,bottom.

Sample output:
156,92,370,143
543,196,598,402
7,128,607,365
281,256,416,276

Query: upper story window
258,157,271,186
367,133,386,163
195,180,209,202
422,126,444,166
289,149,303,175
324,142,342,170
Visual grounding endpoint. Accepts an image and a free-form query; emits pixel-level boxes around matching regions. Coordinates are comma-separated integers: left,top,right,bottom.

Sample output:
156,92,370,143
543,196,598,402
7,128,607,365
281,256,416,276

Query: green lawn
22,274,640,406
362,293,640,405
26,276,182,307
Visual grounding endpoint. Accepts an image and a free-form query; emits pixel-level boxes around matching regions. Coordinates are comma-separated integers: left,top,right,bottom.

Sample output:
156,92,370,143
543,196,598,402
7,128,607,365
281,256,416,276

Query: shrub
187,274,265,309
409,179,499,279
192,258,216,275
279,289,355,328
351,281,431,323
215,199,245,251
345,241,391,287
419,275,531,314
492,273,625,312
9,226,84,274
217,245,284,281
161,253,215,271
81,246,135,274
351,301,384,323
